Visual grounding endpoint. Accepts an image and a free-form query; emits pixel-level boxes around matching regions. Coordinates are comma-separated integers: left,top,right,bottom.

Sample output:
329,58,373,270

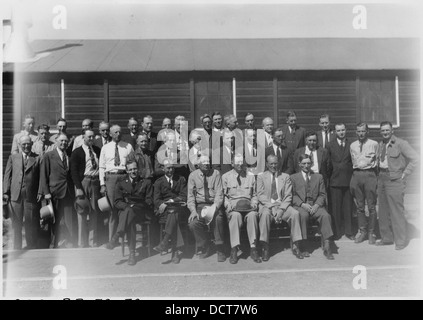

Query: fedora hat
200,204,216,225
234,198,254,213
98,196,112,212
75,196,90,212
40,202,55,220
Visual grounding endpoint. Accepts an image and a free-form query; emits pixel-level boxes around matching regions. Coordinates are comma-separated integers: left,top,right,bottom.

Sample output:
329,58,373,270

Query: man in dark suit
3,136,41,249
141,115,160,154
122,117,139,149
106,161,153,266
49,118,75,156
93,121,112,149
281,110,306,151
70,130,101,247
153,159,188,264
265,127,294,175
291,154,335,260
327,123,355,240
316,114,336,149
40,133,76,248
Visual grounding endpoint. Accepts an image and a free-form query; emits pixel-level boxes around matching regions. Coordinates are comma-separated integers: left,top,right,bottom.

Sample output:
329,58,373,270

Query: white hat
200,204,216,225
98,196,112,212
40,202,54,220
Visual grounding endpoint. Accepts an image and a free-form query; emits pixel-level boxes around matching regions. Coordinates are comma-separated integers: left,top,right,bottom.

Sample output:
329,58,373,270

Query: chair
121,220,151,257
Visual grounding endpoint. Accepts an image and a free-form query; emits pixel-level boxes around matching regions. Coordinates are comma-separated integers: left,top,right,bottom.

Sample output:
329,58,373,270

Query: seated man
153,159,188,264
222,153,261,264
290,154,335,260
187,156,226,262
257,155,304,260
106,161,153,266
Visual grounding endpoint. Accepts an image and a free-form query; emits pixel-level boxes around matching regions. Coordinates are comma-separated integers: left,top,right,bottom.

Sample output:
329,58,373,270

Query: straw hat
234,198,254,213
200,204,216,225
98,196,112,212
40,202,55,220
75,196,90,212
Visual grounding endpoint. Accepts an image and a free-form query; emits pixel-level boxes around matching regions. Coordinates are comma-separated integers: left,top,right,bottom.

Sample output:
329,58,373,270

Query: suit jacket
3,152,41,202
291,172,326,208
114,176,153,211
49,133,75,156
293,147,330,185
142,130,160,154
128,147,155,179
154,146,190,179
257,171,293,211
70,145,101,189
281,125,306,151
317,130,336,149
122,133,137,150
153,174,187,210
39,148,74,200
327,138,353,187
93,136,112,149
265,145,294,174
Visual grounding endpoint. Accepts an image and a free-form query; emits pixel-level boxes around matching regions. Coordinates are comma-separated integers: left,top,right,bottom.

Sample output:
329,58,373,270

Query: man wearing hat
107,161,153,266
187,156,226,262
3,135,41,249
222,153,261,264
257,155,304,260
153,159,188,264
70,129,101,248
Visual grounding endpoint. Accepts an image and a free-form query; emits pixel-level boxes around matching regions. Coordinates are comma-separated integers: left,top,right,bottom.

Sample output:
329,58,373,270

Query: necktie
360,142,363,153
309,152,314,164
62,153,68,171
89,147,97,170
271,173,278,201
168,178,173,189
324,132,329,148
381,142,387,162
114,143,120,166
237,174,242,186
204,173,211,203
24,155,28,169
277,147,282,161
305,174,311,201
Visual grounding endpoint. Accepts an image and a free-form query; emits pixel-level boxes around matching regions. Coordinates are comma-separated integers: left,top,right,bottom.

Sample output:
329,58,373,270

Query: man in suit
141,115,160,154
153,159,188,264
162,118,172,129
187,156,226,262
212,130,234,176
265,127,294,175
72,119,94,151
40,133,76,248
122,117,139,149
257,155,304,260
50,118,75,155
223,114,243,155
32,124,55,157
223,153,261,264
11,115,39,155
106,161,153,266
281,110,306,151
198,114,213,162
3,135,41,249
70,129,101,248
317,114,336,149
291,154,335,260
93,121,112,149
262,117,274,148
327,123,355,240
377,121,419,250
244,128,265,177
212,112,224,134
129,133,155,180
293,131,330,188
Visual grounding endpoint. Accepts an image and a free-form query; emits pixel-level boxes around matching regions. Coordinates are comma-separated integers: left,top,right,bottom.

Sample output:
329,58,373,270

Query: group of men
3,111,418,266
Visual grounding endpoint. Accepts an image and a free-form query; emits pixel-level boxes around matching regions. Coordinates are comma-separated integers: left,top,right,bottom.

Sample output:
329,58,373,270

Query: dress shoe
153,241,168,254
376,241,394,247
127,251,136,266
106,233,120,250
262,247,270,262
217,250,226,262
323,240,334,260
299,241,310,258
292,247,304,259
229,247,239,264
250,247,262,263
199,246,211,259
395,244,407,250
172,251,182,264
368,233,376,245
354,232,368,244
345,235,356,241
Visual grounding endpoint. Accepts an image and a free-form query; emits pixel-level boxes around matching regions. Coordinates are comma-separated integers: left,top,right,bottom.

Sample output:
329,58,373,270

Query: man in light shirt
11,114,39,155
162,118,172,129
262,117,274,148
317,114,335,149
93,121,112,149
99,124,134,245
32,124,55,157
72,119,94,151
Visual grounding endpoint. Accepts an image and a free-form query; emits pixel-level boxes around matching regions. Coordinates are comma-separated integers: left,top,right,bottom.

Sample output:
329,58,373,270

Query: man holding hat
187,156,226,262
153,159,188,264
3,135,41,249
70,129,101,248
222,153,261,264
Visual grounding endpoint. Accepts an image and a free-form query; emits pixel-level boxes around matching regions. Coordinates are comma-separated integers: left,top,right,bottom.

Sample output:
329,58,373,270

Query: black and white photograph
1,0,422,302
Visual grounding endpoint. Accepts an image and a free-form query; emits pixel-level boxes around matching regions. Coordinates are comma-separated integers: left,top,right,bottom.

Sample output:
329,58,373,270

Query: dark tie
277,147,282,161
381,142,387,162
305,174,311,202
360,142,363,153
271,173,278,201
24,155,28,169
204,173,211,203
114,143,120,166
237,174,242,186
309,152,314,164
89,147,97,170
324,132,329,148
62,153,68,171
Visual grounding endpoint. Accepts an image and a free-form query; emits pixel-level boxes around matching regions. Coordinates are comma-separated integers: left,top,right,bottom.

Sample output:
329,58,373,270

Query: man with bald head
4,136,41,249
40,133,76,248
162,118,172,130
99,124,134,245
73,119,94,151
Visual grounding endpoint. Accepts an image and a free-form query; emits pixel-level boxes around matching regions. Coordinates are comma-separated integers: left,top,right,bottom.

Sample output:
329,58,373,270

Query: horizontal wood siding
2,84,14,170
236,80,274,128
109,82,191,131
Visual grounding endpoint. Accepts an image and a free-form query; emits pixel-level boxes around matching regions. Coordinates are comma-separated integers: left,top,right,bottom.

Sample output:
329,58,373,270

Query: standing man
70,129,101,248
72,119,94,151
265,127,294,175
3,136,41,249
99,125,134,244
222,153,261,264
129,133,154,180
153,159,188,264
122,117,139,149
188,156,226,262
141,115,159,154
93,121,112,149
244,113,256,131
291,154,335,260
212,112,224,134
50,118,75,155
162,118,172,130
327,123,355,240
377,121,418,250
281,110,306,152
350,122,379,245
223,114,243,154
32,124,55,157
40,134,76,248
262,117,274,148
174,115,190,156
257,155,304,260
198,114,213,159
107,161,153,266
244,128,265,177
11,115,38,155
317,114,336,149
